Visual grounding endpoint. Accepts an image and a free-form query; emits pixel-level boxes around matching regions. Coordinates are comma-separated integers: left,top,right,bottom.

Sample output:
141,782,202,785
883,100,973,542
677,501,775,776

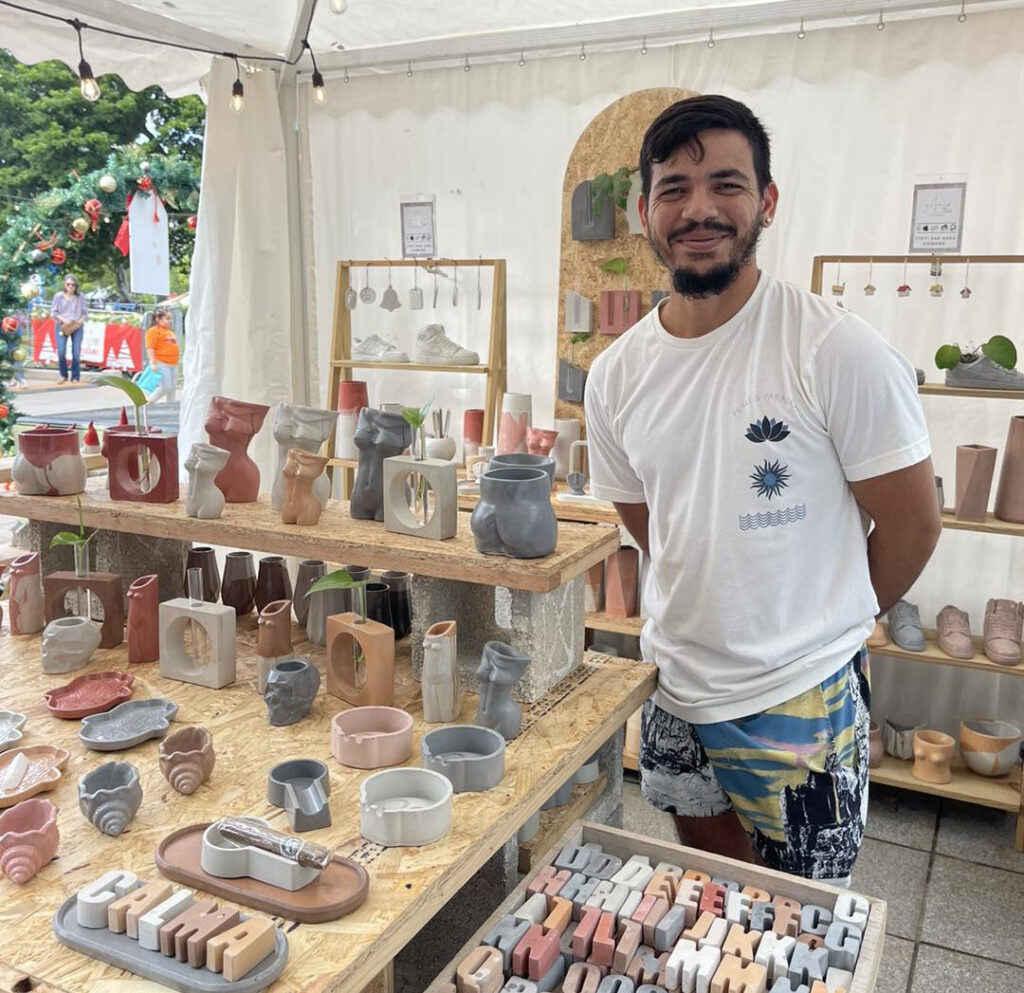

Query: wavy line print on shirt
745,415,790,443
738,503,806,530
749,459,791,499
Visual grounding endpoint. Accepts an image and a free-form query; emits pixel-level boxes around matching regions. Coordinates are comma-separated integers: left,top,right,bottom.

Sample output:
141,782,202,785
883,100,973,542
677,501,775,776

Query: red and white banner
32,317,144,372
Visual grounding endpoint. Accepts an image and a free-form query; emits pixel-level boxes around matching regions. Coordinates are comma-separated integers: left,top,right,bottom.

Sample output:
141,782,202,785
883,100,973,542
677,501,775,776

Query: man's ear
638,191,650,237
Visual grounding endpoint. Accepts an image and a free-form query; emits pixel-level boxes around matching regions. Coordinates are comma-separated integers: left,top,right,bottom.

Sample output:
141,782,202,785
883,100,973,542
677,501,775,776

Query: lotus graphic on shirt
745,416,790,443
750,459,790,499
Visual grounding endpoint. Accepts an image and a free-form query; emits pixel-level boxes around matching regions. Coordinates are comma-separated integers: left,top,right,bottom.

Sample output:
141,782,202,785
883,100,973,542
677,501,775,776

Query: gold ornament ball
72,217,90,235
11,347,26,363
20,281,39,301
99,175,117,193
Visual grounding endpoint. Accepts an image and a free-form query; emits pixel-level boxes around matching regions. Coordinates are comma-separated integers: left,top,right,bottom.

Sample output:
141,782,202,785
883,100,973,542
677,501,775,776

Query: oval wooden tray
155,824,370,924
44,670,134,719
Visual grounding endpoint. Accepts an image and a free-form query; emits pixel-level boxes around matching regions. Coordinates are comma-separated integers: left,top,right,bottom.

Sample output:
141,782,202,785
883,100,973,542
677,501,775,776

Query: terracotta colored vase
351,408,414,522
271,402,337,511
104,427,179,503
159,726,215,795
994,415,1024,523
496,393,531,456
955,444,997,522
184,443,229,519
257,598,293,692
526,427,559,458
0,797,59,884
8,552,44,635
959,718,1022,777
868,721,884,769
185,546,220,603
327,613,395,707
280,449,329,526
221,551,256,616
127,574,160,663
44,572,124,649
463,408,485,461
605,548,640,618
204,395,270,503
336,380,369,461
255,556,292,613
911,729,955,784
12,427,87,496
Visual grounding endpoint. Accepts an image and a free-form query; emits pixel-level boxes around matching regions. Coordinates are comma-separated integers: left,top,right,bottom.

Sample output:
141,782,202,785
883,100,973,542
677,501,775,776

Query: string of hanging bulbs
1,0,975,110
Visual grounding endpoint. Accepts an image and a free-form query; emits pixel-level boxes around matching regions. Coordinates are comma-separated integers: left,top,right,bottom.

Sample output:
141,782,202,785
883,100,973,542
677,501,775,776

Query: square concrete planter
159,599,237,690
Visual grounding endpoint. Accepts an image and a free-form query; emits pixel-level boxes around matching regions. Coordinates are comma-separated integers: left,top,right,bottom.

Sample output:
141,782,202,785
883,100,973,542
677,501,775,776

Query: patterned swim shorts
639,649,871,880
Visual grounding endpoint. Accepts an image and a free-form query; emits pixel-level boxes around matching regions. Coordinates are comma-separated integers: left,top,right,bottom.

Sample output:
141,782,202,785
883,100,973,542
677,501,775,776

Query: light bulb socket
232,79,244,98
78,59,100,101
312,69,325,89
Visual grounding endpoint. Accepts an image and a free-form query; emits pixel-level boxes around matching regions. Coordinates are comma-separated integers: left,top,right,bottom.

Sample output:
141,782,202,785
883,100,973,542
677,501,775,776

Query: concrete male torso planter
204,396,270,503
78,761,142,836
359,767,453,847
470,468,558,559
422,620,460,723
263,660,320,727
271,402,337,511
127,575,159,664
0,796,59,883
420,725,506,793
8,552,44,635
280,449,329,526
13,427,87,496
331,706,414,769
475,641,530,740
351,408,414,521
184,443,229,519
41,617,101,674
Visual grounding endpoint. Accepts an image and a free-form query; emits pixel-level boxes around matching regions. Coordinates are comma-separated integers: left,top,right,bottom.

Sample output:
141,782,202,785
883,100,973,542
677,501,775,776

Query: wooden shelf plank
871,624,1023,676
870,754,1020,812
518,775,607,873
459,480,624,526
586,611,644,636
0,478,619,594
920,383,1024,401
331,360,489,374
941,510,1024,538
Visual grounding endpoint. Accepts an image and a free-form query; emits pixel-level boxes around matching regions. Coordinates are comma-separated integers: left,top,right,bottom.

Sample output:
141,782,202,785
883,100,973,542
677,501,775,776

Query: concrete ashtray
266,759,331,832
201,818,321,892
420,725,506,793
359,768,452,847
330,707,414,770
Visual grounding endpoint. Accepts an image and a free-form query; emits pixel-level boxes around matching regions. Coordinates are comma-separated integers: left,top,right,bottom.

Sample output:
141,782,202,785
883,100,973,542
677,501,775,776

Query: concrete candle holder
959,718,1022,777
267,759,331,832
0,745,69,808
127,574,160,663
78,761,143,837
0,796,59,884
200,818,321,891
159,726,216,795
420,725,506,793
263,660,320,727
41,617,102,674
359,767,453,847
79,699,178,751
44,670,135,719
8,552,44,635
382,455,459,540
330,706,414,769
0,711,26,754
159,598,237,689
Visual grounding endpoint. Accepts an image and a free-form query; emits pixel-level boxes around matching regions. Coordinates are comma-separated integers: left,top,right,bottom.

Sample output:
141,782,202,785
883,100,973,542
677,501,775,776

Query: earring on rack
960,258,972,299
359,264,376,304
476,257,483,310
831,262,846,309
452,263,459,306
897,259,912,297
864,259,876,296
929,257,943,297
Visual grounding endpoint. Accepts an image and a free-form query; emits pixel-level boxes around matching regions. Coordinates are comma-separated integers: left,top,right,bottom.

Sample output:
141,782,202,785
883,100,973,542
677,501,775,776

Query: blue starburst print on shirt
746,416,790,443
750,459,791,499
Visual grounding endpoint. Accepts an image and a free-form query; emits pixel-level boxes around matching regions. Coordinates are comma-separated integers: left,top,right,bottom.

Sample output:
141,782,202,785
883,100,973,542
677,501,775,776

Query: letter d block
456,946,504,993
612,854,654,890
513,924,560,981
711,954,768,993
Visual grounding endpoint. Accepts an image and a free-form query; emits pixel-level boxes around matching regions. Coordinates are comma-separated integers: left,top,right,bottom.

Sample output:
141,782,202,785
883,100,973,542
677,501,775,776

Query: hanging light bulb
304,41,327,104
230,59,245,112
797,18,806,39
329,0,347,12
579,43,586,61
73,20,101,102
464,55,471,72
640,37,648,55
518,50,526,67
406,60,413,77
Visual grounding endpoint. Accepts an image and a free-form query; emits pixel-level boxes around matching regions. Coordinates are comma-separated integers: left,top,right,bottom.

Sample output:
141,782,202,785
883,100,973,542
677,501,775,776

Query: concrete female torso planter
420,726,506,793
488,453,556,490
959,718,1022,777
127,575,159,664
8,552,44,635
271,402,337,511
280,449,329,526
331,706,414,769
0,797,59,883
470,468,558,559
264,660,320,727
13,427,87,496
204,396,270,503
359,767,453,847
475,641,530,740
351,408,414,522
78,761,143,837
41,617,103,674
256,600,293,692
184,443,229,519
159,726,215,795
422,620,460,723
911,729,956,784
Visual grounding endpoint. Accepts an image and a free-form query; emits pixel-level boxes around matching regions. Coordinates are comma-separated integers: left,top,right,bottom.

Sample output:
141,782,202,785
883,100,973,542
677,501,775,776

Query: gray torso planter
488,453,556,490
41,617,102,674
78,761,143,836
475,641,530,740
184,443,230,520
420,725,506,793
201,818,321,891
263,660,320,727
350,409,414,522
330,707,414,769
359,767,453,847
79,699,179,751
271,402,337,511
470,468,558,559
267,759,331,832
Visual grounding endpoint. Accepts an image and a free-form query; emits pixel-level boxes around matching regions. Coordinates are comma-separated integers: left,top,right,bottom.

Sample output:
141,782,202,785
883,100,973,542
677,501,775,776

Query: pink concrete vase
994,415,1024,524
496,393,531,456
336,380,369,461
103,428,180,504
12,427,87,496
127,574,160,663
204,396,270,503
0,797,59,884
7,552,44,635
526,427,559,458
955,444,997,522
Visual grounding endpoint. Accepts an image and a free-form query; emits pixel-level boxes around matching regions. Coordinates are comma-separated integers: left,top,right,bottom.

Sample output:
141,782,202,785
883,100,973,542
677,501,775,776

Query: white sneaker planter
41,617,102,674
200,818,321,892
383,456,458,540
359,768,453,847
330,707,414,769
421,620,460,723
420,726,506,793
78,762,143,837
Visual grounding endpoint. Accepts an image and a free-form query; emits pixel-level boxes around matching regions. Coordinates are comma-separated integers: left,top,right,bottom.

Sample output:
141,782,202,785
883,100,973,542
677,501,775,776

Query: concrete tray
79,699,179,751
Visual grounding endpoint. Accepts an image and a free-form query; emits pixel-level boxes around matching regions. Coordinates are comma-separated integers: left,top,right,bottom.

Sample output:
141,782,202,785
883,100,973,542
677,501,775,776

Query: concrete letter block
723,923,761,966
536,956,566,993
513,924,560,981
456,946,505,993
831,894,868,931
484,914,533,972
787,945,828,987
555,842,602,873
613,919,643,973
755,932,796,984
573,905,603,959
590,911,617,968
587,853,624,880
726,891,752,927
653,905,689,952
824,967,853,993
612,855,654,890
620,889,644,921
139,889,195,951
528,865,572,897
76,870,140,929
515,893,550,924
772,898,801,938
710,954,768,993
769,981,809,993
699,883,727,918
675,879,703,927
743,887,773,903
665,939,721,993
823,922,861,973
641,897,670,945
564,962,604,993
749,902,775,933
799,906,832,937
646,869,680,903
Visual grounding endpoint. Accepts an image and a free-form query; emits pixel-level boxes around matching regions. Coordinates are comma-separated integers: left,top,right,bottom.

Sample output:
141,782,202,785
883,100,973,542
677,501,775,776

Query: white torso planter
184,443,229,520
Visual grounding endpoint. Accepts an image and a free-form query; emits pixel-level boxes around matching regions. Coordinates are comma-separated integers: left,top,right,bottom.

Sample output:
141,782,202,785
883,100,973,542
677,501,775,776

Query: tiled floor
621,779,1024,993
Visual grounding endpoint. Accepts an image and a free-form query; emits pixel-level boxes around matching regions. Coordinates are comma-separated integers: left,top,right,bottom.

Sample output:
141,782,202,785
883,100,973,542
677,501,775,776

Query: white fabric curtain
306,7,1024,734
182,57,294,483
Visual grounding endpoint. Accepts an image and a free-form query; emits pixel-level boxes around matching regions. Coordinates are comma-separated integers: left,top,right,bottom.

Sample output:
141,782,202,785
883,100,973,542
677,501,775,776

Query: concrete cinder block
410,573,584,703
94,529,188,601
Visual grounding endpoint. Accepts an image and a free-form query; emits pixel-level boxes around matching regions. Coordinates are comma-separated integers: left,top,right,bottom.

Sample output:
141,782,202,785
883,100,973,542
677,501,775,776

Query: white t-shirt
585,273,930,724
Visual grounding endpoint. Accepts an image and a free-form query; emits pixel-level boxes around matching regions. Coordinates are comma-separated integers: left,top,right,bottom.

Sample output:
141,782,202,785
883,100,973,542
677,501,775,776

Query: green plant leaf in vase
981,334,1017,370
599,257,628,276
570,332,592,346
48,497,97,549
94,374,148,408
304,569,366,597
934,344,963,370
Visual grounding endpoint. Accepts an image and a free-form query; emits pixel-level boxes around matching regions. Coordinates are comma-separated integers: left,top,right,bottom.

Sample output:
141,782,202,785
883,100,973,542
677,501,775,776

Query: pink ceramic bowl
331,707,414,770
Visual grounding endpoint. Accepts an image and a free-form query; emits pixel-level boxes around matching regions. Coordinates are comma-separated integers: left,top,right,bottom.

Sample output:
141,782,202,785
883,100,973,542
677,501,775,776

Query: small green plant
591,166,638,215
402,396,434,461
935,334,1017,371
49,496,97,552
95,373,148,427
598,257,628,276
569,332,592,346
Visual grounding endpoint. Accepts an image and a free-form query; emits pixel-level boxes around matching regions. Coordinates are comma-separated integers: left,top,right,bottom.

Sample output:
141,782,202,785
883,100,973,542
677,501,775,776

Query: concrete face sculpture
280,449,329,526
422,620,460,723
8,552,44,635
271,402,337,511
12,427,87,496
42,617,102,674
351,408,414,522
264,660,321,727
184,443,229,519
204,396,270,503
127,575,160,664
475,641,530,740
470,468,558,559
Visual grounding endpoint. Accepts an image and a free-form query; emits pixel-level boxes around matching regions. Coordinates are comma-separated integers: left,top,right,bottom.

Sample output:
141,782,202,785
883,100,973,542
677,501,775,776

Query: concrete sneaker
936,605,974,659
946,355,1024,391
888,599,926,652
352,334,409,363
866,621,888,648
414,324,479,365
984,598,1023,666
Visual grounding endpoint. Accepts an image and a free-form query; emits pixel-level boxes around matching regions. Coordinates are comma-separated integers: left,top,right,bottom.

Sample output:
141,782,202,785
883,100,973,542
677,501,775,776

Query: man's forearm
867,521,940,616
614,501,650,557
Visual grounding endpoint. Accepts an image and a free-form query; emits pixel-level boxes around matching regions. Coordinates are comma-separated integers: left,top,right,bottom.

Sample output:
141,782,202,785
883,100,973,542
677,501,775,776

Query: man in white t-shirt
585,95,940,881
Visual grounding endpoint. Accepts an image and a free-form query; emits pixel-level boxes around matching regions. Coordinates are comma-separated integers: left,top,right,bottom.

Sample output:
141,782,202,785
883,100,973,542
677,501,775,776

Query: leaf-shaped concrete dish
79,699,178,751
0,712,27,753
0,745,70,808
44,671,135,719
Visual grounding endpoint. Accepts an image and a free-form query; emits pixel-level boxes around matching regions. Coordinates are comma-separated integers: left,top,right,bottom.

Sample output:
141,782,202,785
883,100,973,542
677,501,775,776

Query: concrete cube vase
327,614,395,708
8,552,44,635
281,449,329,526
184,443,229,519
351,408,414,522
41,616,101,674
159,599,236,689
104,429,179,503
475,641,530,740
994,415,1024,523
955,444,997,522
78,762,142,837
0,797,59,884
383,456,458,540
264,659,321,727
471,468,558,559
204,396,270,503
126,574,159,664
422,620,460,723
271,402,337,511
158,726,215,795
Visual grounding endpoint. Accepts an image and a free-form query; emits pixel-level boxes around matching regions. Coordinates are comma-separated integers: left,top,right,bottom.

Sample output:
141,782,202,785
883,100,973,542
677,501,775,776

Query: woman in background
145,307,180,403
50,274,88,384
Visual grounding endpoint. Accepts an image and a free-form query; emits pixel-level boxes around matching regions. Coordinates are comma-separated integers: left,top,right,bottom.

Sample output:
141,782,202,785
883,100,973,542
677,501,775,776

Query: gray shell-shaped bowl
420,725,505,793
0,711,26,754
79,699,179,751
78,762,142,836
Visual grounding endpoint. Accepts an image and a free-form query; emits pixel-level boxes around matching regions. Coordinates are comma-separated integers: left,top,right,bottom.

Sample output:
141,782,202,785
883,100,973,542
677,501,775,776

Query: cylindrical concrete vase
496,393,531,455
553,418,581,480
955,444,997,522
336,381,369,461
994,415,1024,523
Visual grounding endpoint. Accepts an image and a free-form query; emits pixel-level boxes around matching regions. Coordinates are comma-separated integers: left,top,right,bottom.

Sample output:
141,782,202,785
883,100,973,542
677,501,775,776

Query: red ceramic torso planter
44,671,135,719
127,575,160,663
8,552,44,635
12,428,87,496
204,396,270,503
103,427,180,503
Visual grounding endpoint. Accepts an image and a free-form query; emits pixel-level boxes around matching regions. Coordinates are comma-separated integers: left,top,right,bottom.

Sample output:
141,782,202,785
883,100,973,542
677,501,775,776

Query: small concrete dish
158,726,215,795
0,711,27,754
78,762,142,837
959,718,1023,777
79,699,179,751
360,767,453,847
0,797,59,883
200,817,321,892
267,759,331,832
331,707,414,769
44,670,134,719
420,725,506,793
0,745,70,808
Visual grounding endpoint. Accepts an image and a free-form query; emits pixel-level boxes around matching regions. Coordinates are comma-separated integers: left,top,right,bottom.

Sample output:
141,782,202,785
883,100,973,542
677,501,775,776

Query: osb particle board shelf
920,384,1024,401
871,624,1023,676
0,626,656,993
330,360,490,374
940,510,1024,538
0,478,618,594
517,775,607,874
586,611,644,636
870,755,1021,813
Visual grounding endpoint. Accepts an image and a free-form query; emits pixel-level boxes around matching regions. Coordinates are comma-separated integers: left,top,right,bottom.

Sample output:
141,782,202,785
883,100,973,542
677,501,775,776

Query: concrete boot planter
8,552,44,635
0,797,59,883
204,396,270,503
159,726,215,795
280,449,329,526
471,467,558,559
78,761,143,836
331,706,413,769
267,759,331,832
351,408,414,521
201,818,320,891
359,767,453,847
256,600,294,693
13,427,87,496
271,402,337,511
475,641,530,740
422,620,460,723
959,717,1022,777
127,574,160,663
41,617,102,674
420,725,506,793
184,442,229,519
264,660,320,727
911,729,956,784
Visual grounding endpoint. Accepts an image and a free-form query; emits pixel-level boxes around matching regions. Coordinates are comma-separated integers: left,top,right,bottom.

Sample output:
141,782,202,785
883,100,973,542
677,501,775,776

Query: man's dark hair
640,95,772,198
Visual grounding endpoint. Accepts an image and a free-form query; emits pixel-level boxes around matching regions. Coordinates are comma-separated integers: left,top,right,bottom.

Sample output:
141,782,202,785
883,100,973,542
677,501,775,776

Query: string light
230,57,244,113
464,55,471,71
329,0,347,11
876,7,885,30
579,43,586,61
73,18,100,101
797,18,806,39
707,28,715,48
406,60,413,77
959,0,967,21
303,41,327,104
518,49,525,66
640,37,648,55
343,67,350,83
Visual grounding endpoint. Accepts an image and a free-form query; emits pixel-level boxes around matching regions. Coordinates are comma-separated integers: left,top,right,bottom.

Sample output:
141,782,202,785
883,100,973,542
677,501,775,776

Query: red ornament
51,248,66,265
83,198,103,232
0,405,9,421
83,421,100,448
187,215,197,230
2,317,18,334
118,407,129,427
137,176,153,192
69,226,85,242
34,229,58,252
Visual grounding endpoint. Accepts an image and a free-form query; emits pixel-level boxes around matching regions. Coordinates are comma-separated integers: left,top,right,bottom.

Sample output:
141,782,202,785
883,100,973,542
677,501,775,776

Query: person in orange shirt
145,308,180,403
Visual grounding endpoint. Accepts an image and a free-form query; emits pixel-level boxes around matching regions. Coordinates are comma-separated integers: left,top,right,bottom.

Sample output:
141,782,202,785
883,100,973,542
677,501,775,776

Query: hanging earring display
359,265,376,304
344,261,358,309
380,259,402,311
476,257,482,310
452,264,459,306
830,262,845,297
961,259,972,299
897,260,911,297
864,259,876,296
432,267,439,308
409,265,424,309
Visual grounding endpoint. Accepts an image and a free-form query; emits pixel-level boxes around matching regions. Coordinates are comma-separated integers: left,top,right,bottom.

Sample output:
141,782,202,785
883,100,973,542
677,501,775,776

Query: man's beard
649,211,763,299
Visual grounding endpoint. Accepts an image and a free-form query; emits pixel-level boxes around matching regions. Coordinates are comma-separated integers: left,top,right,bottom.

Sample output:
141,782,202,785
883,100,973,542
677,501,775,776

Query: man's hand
849,457,941,616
